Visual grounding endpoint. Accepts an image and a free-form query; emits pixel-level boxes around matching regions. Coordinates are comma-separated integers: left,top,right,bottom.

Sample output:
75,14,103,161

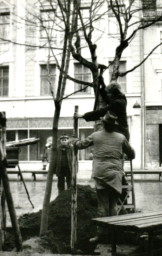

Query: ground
4,185,98,254
3,185,162,255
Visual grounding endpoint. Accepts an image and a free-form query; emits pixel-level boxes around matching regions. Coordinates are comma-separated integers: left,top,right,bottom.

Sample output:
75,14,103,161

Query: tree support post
0,176,4,250
71,106,79,252
0,112,22,251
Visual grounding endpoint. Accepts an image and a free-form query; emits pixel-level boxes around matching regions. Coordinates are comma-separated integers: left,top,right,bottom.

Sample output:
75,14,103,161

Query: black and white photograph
0,0,162,255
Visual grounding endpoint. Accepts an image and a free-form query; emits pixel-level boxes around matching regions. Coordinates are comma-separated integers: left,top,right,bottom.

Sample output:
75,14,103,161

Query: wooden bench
93,211,162,256
6,146,48,181
7,170,48,181
125,170,162,181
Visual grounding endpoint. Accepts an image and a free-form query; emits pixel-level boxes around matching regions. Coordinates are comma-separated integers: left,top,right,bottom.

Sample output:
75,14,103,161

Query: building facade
143,1,162,168
0,0,160,170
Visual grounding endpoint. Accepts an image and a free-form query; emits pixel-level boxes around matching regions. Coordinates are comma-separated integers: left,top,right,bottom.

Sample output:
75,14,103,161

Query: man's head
106,81,121,98
59,134,70,146
103,111,118,122
45,136,52,148
102,111,118,132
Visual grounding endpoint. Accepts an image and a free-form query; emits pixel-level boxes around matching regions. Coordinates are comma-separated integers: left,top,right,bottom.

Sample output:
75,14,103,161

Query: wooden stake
17,164,34,209
71,106,78,252
0,176,3,250
0,112,22,251
1,164,22,251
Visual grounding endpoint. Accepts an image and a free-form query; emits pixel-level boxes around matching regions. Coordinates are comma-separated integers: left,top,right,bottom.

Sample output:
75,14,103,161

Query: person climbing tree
78,76,131,211
78,76,129,140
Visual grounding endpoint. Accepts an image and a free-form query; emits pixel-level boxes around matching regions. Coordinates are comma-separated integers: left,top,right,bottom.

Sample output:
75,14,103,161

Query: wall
145,108,162,168
0,0,143,168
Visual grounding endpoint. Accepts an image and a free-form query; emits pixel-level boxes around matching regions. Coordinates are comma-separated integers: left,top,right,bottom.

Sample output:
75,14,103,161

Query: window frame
109,61,127,94
0,66,9,97
108,2,126,17
74,63,91,94
0,11,10,40
40,7,56,41
40,64,56,96
142,0,157,10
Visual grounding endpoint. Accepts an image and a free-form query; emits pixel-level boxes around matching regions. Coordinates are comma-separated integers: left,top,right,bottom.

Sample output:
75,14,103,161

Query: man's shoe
89,236,99,243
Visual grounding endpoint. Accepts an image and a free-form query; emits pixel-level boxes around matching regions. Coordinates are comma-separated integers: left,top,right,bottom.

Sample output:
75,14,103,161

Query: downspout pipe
140,24,146,169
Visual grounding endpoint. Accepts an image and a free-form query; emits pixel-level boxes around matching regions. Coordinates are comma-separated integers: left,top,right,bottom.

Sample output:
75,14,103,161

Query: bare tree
39,0,162,235
38,0,75,235
68,0,162,99
30,0,162,235
0,0,161,237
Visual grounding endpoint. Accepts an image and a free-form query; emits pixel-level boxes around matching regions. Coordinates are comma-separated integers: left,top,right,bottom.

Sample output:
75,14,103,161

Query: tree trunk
40,1,72,234
40,102,61,236
111,41,128,82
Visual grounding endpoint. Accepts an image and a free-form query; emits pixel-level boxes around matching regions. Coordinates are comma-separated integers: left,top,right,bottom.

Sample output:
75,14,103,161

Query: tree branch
127,16,162,42
59,85,90,102
119,42,162,77
0,37,62,50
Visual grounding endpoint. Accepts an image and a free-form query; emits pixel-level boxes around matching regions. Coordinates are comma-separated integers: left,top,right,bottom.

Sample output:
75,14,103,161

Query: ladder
117,160,136,215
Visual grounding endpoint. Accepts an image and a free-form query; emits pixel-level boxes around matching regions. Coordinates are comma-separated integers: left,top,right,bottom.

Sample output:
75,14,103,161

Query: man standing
55,135,73,194
74,111,135,242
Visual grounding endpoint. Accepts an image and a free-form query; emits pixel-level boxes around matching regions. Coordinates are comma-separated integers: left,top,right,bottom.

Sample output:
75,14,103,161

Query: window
6,131,15,142
30,130,52,161
29,129,73,161
74,63,91,93
0,66,9,96
109,61,126,93
79,129,94,160
142,0,156,10
108,17,119,34
108,1,125,17
75,7,90,43
6,130,28,160
40,9,56,40
18,130,28,161
79,7,90,28
0,12,10,40
108,1,125,35
40,64,56,96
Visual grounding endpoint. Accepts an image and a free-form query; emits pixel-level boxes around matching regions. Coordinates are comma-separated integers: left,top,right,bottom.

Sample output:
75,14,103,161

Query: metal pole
71,106,78,252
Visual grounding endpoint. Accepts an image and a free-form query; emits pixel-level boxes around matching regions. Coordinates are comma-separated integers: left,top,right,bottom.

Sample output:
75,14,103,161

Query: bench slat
113,215,162,226
93,210,162,223
7,171,47,174
125,171,162,174
93,211,162,231
114,218,162,230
